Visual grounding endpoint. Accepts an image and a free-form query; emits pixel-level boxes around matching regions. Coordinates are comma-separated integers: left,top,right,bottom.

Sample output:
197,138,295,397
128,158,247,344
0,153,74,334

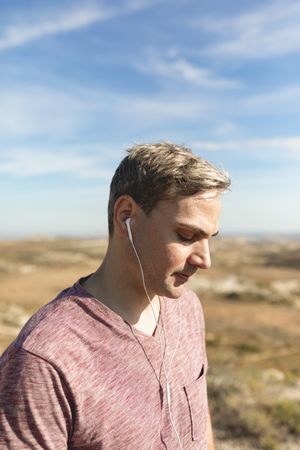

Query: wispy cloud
191,137,300,159
135,51,241,89
0,86,90,136
214,121,242,137
201,0,300,59
0,146,115,178
0,82,215,138
0,8,103,51
0,0,163,51
243,85,300,114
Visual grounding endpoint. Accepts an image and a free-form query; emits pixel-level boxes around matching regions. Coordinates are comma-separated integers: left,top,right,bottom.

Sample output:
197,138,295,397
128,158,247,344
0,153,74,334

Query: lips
174,272,190,282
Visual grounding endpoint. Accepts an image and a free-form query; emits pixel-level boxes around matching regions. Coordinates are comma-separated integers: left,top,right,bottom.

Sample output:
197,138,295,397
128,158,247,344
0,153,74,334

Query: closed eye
177,233,194,243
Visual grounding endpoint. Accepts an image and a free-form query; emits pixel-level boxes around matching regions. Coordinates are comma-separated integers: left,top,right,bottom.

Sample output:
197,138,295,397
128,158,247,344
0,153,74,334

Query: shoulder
181,286,205,324
168,286,207,337
163,286,206,333
3,282,96,368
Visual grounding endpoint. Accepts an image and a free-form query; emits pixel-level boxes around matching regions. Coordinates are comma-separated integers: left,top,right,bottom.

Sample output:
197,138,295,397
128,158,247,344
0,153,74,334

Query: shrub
272,400,300,434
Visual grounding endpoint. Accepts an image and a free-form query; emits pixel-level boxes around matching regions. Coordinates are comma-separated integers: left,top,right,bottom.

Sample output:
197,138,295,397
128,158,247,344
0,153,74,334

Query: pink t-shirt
0,276,209,449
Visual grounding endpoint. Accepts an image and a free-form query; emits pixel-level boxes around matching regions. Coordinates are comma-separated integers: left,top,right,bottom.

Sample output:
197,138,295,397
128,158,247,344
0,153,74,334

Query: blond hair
108,142,230,236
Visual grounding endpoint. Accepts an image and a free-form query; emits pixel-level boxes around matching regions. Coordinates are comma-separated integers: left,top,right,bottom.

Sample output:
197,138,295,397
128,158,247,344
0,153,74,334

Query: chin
162,284,185,299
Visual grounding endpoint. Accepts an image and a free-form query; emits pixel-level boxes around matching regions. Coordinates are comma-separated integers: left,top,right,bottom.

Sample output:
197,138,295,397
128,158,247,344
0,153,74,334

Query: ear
113,195,138,238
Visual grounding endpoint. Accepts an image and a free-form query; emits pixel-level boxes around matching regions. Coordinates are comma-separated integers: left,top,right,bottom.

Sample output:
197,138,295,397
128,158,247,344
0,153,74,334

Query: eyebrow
177,223,219,238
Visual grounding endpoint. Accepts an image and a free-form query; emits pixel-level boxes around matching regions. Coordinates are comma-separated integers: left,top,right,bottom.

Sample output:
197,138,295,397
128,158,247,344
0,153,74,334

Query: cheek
165,243,186,268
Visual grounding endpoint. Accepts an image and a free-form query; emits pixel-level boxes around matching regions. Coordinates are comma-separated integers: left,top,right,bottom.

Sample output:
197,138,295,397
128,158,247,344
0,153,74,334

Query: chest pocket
183,364,208,442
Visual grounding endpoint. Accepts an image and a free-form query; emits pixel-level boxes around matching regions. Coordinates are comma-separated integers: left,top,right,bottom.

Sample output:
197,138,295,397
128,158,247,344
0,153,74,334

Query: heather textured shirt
0,276,209,449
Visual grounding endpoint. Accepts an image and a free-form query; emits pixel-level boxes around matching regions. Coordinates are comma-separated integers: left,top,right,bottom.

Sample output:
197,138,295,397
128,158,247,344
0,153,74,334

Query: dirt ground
0,237,299,449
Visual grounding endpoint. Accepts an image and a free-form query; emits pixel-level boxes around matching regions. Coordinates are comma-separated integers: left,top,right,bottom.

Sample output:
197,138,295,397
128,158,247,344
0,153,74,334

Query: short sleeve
0,348,73,450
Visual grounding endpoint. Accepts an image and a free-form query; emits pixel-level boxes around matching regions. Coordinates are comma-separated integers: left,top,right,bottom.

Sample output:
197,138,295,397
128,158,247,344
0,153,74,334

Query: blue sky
1,0,300,238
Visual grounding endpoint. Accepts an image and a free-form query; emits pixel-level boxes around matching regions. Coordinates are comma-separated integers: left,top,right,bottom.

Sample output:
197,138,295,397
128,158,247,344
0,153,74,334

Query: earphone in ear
125,218,133,243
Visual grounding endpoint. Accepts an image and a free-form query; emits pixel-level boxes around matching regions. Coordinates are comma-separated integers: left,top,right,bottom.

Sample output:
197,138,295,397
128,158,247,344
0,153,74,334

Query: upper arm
0,349,73,450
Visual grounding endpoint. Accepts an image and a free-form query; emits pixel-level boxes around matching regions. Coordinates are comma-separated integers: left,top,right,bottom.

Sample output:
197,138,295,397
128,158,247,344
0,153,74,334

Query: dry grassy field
0,237,299,450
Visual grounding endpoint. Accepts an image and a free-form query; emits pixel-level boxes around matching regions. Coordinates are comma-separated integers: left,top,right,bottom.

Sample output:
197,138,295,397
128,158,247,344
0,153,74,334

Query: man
0,142,230,449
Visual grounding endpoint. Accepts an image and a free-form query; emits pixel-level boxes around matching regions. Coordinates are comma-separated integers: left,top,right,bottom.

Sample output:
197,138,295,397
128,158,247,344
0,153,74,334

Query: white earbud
125,217,133,243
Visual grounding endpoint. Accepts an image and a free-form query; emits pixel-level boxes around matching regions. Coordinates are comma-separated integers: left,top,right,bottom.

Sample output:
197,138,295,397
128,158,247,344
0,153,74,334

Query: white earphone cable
128,223,183,450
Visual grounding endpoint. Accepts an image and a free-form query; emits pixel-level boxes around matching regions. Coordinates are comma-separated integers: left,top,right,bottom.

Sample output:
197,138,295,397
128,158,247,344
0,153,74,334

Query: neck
82,243,160,333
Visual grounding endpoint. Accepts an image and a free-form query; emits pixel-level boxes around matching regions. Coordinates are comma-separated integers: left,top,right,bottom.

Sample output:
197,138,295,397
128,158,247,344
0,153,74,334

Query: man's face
132,192,221,299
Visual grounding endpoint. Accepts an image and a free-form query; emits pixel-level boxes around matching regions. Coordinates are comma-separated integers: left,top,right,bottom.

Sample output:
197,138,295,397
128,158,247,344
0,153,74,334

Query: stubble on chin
163,280,185,299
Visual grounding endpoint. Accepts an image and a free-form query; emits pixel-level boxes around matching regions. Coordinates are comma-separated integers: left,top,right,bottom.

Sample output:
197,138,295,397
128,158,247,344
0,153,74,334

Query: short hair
108,142,230,236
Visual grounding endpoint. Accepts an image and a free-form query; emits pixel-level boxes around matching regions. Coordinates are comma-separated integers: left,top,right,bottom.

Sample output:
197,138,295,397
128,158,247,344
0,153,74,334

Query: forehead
152,192,221,234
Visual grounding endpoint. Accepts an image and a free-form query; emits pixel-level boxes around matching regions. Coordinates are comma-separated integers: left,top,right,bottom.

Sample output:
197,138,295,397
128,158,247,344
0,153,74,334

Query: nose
188,239,211,270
